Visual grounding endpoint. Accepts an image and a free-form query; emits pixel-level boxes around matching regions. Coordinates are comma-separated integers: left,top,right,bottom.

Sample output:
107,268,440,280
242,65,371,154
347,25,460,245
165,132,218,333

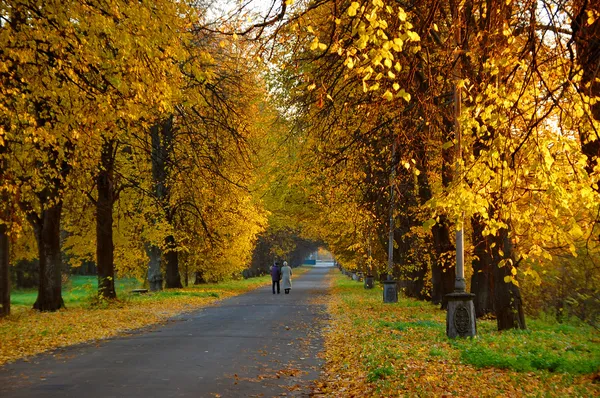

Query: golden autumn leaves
305,0,418,103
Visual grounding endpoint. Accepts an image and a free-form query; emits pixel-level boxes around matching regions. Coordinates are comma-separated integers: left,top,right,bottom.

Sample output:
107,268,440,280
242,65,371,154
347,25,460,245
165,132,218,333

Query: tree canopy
1,0,599,330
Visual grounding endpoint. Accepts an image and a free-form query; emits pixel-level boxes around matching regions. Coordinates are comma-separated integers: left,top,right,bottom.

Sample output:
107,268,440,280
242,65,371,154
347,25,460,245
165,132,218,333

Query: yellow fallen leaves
0,295,213,366
0,273,292,366
316,274,600,397
1,268,315,366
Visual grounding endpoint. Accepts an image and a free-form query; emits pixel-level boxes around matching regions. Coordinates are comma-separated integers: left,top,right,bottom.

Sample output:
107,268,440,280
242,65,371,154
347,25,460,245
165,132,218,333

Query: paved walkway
0,267,332,397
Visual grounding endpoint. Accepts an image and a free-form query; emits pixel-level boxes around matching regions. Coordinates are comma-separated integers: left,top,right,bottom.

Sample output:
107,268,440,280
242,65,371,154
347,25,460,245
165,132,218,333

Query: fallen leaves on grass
0,278,273,366
316,273,600,397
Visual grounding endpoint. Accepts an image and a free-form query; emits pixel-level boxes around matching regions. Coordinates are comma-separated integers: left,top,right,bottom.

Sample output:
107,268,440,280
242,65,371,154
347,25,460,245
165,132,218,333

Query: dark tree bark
0,221,9,317
31,203,65,311
96,139,117,299
431,218,455,308
470,215,495,317
572,0,600,177
415,127,455,308
492,227,526,330
0,139,9,317
146,243,163,291
164,234,182,288
149,116,182,289
396,165,429,300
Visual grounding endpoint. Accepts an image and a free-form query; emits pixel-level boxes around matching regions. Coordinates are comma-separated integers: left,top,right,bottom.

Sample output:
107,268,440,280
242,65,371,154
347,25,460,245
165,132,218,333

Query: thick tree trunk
0,131,9,317
415,130,455,307
145,243,163,291
148,116,180,289
437,117,457,309
493,228,526,330
431,218,455,309
96,139,117,299
470,215,495,317
0,221,9,317
403,260,429,300
164,234,182,288
572,1,600,177
32,204,64,311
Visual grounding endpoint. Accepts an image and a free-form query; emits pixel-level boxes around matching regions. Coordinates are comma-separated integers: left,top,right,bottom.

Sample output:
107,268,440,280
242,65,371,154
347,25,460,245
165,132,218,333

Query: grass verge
0,267,311,366
316,273,600,397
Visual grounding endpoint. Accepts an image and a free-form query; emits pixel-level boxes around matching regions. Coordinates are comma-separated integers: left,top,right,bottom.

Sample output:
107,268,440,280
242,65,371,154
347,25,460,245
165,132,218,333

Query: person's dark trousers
272,280,280,294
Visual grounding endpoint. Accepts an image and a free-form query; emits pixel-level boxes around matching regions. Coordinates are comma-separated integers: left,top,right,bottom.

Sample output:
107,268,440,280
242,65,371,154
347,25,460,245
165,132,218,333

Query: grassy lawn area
0,267,311,366
316,272,600,397
10,276,140,307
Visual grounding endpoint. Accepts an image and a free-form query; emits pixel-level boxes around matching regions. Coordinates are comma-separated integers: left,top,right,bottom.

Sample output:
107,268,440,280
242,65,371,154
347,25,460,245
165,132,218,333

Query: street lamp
383,141,398,303
446,3,476,338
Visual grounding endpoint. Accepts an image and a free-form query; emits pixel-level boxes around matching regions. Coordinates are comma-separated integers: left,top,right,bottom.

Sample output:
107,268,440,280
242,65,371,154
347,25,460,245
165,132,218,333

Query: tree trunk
572,1,600,177
493,227,526,330
164,234,182,288
0,144,9,316
146,243,163,291
148,116,177,289
0,221,9,317
96,139,117,299
32,203,64,311
415,129,455,307
470,215,495,317
431,218,455,309
183,254,189,287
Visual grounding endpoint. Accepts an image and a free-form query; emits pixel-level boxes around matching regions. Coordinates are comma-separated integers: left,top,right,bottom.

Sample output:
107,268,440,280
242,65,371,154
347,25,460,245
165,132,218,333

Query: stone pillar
383,277,398,303
446,292,476,338
364,275,374,289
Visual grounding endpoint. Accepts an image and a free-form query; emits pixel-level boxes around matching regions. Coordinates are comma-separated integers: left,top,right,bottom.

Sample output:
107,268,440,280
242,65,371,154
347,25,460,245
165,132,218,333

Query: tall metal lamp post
446,3,476,338
383,141,398,303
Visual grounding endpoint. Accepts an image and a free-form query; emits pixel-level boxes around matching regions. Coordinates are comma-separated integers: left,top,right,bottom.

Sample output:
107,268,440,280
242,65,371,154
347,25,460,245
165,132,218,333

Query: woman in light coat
281,261,293,294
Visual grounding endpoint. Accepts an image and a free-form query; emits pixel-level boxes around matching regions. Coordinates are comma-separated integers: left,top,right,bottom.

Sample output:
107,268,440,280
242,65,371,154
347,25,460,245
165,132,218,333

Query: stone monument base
383,279,398,303
364,275,374,289
446,292,476,338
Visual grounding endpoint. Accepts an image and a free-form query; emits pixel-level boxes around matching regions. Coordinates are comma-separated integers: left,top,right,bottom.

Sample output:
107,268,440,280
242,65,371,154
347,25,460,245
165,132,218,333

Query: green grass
11,275,141,307
10,270,288,308
451,323,600,374
367,365,394,382
336,274,600,375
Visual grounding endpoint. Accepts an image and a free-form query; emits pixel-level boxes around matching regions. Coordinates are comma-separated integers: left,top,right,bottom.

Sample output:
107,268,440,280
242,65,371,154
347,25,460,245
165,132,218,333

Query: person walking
281,261,292,294
270,262,282,294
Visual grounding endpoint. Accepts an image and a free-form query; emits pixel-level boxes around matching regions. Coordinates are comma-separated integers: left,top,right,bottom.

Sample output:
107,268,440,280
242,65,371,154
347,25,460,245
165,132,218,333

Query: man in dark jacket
271,262,281,294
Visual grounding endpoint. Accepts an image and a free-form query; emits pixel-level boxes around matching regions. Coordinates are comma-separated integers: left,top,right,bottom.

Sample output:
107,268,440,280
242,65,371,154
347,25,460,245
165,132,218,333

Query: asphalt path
0,267,332,398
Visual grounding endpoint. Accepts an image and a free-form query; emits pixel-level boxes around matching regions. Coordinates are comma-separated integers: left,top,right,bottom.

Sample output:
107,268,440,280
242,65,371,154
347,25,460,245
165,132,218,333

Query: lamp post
365,230,374,289
383,141,398,303
446,2,476,338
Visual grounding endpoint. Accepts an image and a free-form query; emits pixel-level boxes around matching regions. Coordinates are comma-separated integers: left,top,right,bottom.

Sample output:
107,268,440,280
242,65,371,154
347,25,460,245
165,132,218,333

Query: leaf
423,219,436,230
398,8,407,21
442,141,454,150
397,89,411,102
310,39,319,51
